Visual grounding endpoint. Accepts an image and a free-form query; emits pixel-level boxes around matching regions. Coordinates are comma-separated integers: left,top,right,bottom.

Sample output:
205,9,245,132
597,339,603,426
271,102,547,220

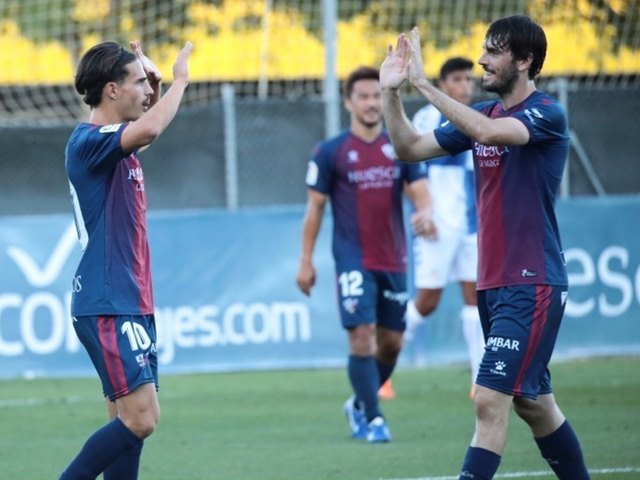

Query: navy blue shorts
334,267,407,332
476,285,567,399
73,315,158,401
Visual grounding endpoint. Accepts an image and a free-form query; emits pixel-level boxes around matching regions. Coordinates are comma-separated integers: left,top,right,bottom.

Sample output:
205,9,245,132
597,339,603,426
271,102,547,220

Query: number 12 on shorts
338,270,364,297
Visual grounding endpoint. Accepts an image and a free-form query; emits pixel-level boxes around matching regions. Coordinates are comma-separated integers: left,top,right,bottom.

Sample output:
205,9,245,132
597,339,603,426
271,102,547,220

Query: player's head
437,57,475,105
479,15,547,94
343,66,382,129
75,41,153,120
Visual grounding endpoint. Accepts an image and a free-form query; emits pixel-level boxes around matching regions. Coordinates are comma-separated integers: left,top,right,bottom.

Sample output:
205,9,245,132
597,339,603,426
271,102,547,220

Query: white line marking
381,467,640,480
0,396,82,408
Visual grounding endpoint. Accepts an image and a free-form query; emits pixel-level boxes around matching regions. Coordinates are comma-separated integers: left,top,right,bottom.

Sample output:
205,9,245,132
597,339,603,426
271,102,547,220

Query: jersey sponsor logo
347,150,359,163
490,360,508,376
98,123,122,133
521,269,538,278
486,336,520,351
347,165,401,190
128,166,144,182
381,143,397,161
128,166,145,191
474,143,508,168
305,161,319,186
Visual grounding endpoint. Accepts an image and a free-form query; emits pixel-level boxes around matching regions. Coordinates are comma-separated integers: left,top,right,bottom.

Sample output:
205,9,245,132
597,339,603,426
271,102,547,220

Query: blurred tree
587,0,639,51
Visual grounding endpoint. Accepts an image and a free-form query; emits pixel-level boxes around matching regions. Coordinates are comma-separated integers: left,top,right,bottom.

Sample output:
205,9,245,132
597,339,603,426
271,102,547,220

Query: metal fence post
323,0,340,139
222,83,239,209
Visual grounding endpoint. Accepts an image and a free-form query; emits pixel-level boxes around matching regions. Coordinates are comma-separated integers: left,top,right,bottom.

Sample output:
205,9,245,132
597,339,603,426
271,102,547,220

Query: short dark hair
485,15,547,79
439,57,474,81
74,41,137,107
344,66,380,98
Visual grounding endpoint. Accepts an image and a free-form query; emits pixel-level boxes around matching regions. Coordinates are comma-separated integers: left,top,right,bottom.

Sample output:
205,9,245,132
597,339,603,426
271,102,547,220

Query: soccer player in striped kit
60,40,192,479
296,66,430,443
380,15,589,480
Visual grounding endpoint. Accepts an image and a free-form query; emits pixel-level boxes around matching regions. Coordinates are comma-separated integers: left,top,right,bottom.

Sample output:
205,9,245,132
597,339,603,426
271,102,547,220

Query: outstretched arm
380,35,449,162
121,42,193,153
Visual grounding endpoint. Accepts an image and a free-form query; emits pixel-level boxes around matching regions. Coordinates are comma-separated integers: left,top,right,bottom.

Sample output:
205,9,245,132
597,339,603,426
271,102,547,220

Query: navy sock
348,354,381,422
535,420,590,480
59,417,142,480
459,446,501,480
103,441,144,480
376,359,396,386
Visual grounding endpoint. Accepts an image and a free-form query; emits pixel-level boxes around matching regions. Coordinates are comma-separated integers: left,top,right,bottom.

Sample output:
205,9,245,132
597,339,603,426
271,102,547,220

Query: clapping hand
380,34,411,90
380,27,429,91
130,41,162,85
407,27,428,87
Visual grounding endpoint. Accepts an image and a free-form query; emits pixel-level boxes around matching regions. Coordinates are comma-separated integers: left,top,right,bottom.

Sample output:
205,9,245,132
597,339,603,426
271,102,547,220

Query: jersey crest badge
381,143,396,161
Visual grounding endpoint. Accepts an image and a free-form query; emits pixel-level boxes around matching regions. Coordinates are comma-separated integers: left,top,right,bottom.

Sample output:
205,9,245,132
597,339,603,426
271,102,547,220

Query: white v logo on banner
6,222,78,287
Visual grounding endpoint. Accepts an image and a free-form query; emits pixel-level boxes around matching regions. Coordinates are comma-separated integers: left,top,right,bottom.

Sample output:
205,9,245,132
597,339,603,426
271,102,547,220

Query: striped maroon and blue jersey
65,123,154,316
434,91,569,290
306,130,427,272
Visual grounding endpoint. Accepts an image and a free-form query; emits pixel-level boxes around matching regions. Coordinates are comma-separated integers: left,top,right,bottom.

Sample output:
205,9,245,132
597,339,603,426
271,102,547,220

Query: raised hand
407,27,427,86
380,33,411,90
172,41,193,84
130,40,162,85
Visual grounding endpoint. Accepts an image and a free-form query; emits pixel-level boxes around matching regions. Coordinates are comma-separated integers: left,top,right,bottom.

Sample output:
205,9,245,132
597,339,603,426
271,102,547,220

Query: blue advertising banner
0,197,638,379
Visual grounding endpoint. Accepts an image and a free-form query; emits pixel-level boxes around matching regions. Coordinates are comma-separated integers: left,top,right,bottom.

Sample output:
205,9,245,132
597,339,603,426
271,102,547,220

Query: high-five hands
379,27,428,91
406,27,427,87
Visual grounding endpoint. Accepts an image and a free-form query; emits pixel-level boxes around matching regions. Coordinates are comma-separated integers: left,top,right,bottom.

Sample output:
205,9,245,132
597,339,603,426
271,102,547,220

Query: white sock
461,304,485,384
404,300,425,343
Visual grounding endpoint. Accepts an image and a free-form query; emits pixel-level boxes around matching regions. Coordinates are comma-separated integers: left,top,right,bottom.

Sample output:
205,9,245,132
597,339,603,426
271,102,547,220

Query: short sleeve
510,99,568,145
76,123,128,172
433,120,473,156
306,141,333,194
402,160,428,183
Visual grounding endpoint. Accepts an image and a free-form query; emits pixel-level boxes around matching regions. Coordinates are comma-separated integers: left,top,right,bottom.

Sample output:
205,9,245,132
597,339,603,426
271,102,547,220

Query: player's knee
128,413,158,439
378,341,401,362
473,389,508,426
513,397,547,427
415,297,438,316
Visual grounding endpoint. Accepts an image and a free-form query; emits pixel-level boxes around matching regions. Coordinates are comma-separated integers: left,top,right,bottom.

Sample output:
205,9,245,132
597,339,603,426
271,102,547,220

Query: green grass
1,357,639,479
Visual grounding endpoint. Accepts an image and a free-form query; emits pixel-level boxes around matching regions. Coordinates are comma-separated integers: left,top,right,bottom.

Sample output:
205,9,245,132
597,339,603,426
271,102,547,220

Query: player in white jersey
404,58,485,395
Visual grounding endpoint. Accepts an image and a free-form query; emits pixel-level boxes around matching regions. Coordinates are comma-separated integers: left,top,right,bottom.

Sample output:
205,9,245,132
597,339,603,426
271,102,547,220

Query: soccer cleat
366,416,392,443
378,379,396,400
343,396,368,439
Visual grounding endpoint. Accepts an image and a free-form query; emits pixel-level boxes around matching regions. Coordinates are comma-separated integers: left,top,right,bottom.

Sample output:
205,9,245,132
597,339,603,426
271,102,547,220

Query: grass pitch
1,356,638,479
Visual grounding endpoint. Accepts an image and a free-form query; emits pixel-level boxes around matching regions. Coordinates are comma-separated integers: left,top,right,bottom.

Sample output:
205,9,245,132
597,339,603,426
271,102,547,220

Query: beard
357,112,382,129
482,64,519,95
